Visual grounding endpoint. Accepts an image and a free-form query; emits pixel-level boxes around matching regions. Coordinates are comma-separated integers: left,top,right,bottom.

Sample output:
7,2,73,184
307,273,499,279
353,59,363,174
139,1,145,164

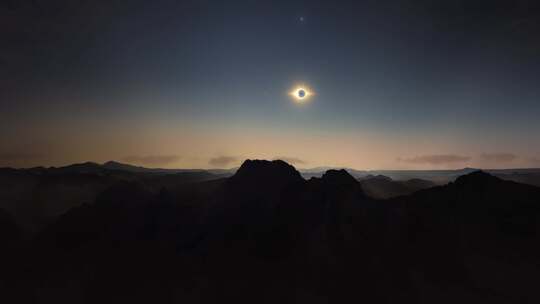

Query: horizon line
2,159,540,172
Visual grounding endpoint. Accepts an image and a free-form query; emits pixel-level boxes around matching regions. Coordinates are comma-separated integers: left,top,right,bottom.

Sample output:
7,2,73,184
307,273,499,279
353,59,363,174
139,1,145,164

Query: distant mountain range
2,161,539,235
4,160,540,186
301,167,540,185
358,174,437,199
0,161,230,235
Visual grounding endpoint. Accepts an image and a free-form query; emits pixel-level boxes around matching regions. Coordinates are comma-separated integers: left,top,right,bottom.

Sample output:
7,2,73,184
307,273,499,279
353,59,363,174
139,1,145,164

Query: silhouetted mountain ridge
359,175,436,199
454,169,501,186
2,160,540,303
227,159,304,195
232,159,303,182
321,169,358,186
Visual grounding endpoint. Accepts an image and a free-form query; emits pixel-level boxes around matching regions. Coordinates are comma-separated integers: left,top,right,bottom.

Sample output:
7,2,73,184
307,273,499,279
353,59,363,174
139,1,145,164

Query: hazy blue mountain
359,175,436,199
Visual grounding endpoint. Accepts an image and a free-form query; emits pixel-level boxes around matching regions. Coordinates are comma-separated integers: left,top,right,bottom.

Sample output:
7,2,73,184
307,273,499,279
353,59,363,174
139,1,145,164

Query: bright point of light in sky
290,85,314,103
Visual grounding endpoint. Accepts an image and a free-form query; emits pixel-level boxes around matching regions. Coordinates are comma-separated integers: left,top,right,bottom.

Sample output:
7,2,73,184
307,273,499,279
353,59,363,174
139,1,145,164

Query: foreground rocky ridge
0,159,540,303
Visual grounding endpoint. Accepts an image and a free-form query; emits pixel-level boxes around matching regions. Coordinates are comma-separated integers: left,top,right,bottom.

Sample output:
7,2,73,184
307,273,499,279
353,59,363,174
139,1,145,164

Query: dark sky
2,0,540,169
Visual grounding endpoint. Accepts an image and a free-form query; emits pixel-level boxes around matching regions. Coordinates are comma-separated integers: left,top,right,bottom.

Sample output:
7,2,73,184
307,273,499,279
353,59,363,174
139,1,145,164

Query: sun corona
289,85,314,103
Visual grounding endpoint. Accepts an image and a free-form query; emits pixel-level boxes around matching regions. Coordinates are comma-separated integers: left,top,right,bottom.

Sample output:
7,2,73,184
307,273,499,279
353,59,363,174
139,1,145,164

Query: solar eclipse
290,85,313,103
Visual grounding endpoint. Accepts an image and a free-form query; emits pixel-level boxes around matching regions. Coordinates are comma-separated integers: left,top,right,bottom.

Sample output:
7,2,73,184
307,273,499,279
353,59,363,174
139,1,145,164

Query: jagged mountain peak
455,170,500,186
321,169,358,186
232,159,303,183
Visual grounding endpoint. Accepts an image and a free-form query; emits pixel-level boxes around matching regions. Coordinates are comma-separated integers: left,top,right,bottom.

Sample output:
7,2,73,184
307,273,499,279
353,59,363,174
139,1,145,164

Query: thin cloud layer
0,152,43,161
209,156,238,167
480,153,518,163
123,155,180,166
398,154,471,165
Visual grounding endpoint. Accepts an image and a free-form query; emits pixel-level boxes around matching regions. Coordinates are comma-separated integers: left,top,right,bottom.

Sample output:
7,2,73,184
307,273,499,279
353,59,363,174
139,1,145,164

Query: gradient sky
2,0,540,169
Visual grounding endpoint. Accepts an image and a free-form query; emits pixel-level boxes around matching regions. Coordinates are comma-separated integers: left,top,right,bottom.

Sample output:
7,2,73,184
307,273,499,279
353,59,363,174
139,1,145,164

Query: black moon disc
298,89,306,98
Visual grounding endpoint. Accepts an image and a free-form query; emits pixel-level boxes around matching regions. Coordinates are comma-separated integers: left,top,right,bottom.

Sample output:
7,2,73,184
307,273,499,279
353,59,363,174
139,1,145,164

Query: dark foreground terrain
1,159,540,303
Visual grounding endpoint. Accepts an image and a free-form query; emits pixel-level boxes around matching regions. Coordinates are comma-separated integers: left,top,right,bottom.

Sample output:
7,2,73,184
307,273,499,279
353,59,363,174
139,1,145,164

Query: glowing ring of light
289,85,314,103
